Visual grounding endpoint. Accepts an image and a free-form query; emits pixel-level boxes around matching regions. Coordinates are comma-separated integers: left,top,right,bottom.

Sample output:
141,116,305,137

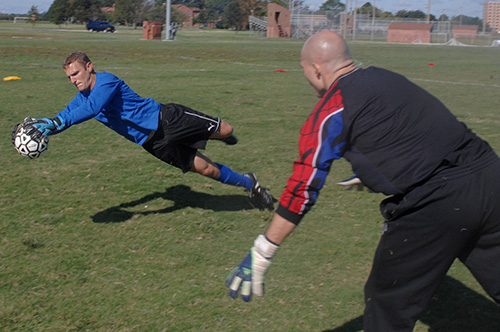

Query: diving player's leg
191,152,273,209
192,152,249,186
209,120,238,145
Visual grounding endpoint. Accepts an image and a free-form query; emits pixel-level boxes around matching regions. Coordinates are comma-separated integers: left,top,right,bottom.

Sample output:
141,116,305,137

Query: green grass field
1,22,500,331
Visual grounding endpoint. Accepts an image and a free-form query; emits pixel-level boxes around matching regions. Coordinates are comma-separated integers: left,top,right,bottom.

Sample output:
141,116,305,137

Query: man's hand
12,122,44,145
226,234,279,302
24,116,65,135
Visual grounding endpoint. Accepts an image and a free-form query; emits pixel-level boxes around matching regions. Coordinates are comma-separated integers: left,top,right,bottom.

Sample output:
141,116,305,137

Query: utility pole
371,0,375,41
427,0,431,23
343,0,349,39
353,0,357,40
164,0,172,41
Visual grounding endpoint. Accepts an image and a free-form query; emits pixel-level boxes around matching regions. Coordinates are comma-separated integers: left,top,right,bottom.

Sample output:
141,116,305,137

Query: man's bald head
301,30,351,71
300,31,355,97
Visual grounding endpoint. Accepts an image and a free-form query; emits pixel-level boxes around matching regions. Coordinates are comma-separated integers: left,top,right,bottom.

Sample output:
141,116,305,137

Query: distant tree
222,0,245,29
71,0,102,22
113,0,132,23
47,0,70,25
100,0,116,6
438,14,449,21
394,9,406,17
380,11,394,18
452,15,481,26
113,0,147,25
195,8,216,25
358,2,371,14
239,0,265,18
142,2,187,23
174,0,203,7
196,0,228,24
357,2,383,17
27,5,40,25
396,9,436,20
171,7,188,23
395,9,430,20
205,0,229,14
318,0,344,12
142,1,160,21
28,5,40,17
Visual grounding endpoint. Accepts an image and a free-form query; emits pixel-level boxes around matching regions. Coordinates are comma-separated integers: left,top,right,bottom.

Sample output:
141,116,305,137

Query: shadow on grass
92,184,270,223
323,276,500,332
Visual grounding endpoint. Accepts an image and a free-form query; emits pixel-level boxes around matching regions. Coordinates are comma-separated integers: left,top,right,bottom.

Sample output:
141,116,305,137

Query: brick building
387,23,433,44
267,3,291,38
484,1,500,32
452,25,479,38
172,4,200,27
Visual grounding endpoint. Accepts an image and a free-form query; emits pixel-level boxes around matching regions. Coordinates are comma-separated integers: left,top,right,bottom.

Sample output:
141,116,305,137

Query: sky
0,0,488,18
307,0,488,18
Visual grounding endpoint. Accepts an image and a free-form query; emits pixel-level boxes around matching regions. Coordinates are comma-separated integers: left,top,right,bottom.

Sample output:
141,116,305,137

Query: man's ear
86,61,94,72
312,62,322,80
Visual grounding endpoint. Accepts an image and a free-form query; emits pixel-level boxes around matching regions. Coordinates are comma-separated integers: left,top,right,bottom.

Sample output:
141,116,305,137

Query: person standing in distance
22,51,273,209
226,31,500,331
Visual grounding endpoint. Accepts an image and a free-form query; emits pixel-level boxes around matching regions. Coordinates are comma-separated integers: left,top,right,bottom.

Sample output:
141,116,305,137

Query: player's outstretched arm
24,115,65,135
226,214,296,301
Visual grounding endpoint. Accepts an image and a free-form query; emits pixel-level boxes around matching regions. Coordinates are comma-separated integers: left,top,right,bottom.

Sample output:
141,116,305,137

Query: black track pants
363,159,500,332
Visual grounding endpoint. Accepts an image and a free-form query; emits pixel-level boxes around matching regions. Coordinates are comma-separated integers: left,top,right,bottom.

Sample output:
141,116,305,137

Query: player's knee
199,163,220,179
219,121,233,137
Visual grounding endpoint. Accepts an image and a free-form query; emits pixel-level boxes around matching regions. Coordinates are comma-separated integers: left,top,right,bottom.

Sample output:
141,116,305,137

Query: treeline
317,1,483,26
44,0,275,29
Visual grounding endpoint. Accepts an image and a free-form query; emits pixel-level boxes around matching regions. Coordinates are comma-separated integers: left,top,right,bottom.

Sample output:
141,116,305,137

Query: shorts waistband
428,151,499,184
142,107,164,148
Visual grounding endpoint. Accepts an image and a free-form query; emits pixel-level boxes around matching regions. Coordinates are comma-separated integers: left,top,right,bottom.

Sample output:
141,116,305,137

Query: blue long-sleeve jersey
56,72,161,145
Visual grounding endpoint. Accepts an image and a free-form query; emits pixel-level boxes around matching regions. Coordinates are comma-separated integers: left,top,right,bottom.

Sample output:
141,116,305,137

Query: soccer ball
13,125,49,159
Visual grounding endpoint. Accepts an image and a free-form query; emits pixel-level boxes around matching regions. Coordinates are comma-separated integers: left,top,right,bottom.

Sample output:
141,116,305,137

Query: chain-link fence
251,9,500,46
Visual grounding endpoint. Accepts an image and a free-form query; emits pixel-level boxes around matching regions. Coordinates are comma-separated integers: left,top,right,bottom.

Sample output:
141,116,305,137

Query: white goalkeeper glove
337,175,374,192
226,234,279,302
336,175,363,190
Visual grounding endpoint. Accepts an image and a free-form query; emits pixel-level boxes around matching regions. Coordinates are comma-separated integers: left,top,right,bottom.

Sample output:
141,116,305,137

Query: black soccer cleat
221,134,238,145
244,172,274,210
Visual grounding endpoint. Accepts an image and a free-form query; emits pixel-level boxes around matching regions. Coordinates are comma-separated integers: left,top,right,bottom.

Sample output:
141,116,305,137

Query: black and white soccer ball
12,124,49,159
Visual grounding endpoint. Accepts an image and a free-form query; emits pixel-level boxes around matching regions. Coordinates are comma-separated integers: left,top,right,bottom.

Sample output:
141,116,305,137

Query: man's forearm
265,213,297,245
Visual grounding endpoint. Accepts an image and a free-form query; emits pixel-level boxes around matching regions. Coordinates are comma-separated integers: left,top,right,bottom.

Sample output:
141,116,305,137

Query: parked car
86,21,115,33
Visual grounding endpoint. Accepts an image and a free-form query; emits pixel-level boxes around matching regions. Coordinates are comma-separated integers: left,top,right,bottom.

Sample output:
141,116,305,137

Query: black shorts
142,103,221,173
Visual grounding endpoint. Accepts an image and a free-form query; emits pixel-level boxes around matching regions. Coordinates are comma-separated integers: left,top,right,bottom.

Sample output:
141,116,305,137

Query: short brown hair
63,51,93,70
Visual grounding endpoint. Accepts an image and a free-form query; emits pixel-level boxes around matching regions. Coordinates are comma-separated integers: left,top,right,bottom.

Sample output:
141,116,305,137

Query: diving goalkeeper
21,51,273,209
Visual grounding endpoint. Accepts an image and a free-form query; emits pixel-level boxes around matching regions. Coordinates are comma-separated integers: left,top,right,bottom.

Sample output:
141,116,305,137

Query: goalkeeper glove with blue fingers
24,116,65,135
226,234,279,302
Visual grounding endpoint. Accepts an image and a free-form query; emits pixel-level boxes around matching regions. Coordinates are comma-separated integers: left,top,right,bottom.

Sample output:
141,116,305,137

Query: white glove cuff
254,234,279,259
